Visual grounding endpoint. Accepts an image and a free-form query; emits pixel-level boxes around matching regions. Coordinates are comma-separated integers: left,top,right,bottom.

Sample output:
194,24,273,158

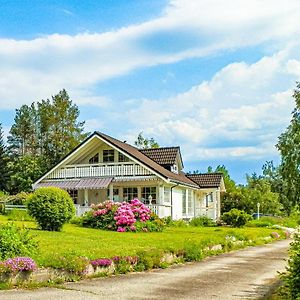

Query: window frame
103,149,115,163
141,187,157,204
123,187,138,201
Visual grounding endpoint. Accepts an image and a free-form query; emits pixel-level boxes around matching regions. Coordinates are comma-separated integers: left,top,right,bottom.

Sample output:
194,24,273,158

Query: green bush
47,253,89,275
135,249,163,271
27,187,75,231
0,223,38,260
281,233,300,299
222,209,252,227
190,216,215,227
182,241,204,261
167,219,188,228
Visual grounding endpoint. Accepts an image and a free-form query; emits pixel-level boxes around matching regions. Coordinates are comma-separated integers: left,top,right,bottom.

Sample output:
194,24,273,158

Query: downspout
170,184,179,220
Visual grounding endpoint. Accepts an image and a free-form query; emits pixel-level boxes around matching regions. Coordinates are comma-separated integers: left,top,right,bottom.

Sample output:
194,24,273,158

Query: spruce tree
0,123,10,191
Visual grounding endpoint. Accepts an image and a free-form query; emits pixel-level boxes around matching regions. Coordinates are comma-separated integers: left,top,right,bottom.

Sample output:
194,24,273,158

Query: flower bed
82,199,164,232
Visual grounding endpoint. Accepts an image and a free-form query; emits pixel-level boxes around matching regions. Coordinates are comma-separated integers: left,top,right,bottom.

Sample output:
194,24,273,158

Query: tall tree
0,123,10,191
277,82,300,212
134,132,159,149
7,104,37,156
46,89,88,166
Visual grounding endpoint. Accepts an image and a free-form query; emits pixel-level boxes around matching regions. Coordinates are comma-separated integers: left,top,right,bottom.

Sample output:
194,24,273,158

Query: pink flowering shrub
82,198,162,232
90,258,112,268
0,257,37,274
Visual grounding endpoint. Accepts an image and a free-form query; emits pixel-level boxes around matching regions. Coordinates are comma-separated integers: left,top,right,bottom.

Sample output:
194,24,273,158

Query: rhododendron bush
82,199,164,232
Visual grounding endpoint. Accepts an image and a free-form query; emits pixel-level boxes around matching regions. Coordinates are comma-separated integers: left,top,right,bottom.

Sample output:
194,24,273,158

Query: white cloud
0,0,300,109
123,48,298,162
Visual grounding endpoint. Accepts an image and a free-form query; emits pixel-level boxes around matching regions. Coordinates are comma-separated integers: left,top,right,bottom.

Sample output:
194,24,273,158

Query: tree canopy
277,82,300,212
134,132,159,149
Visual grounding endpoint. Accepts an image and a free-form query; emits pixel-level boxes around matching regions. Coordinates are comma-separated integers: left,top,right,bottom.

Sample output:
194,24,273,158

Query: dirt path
0,239,290,300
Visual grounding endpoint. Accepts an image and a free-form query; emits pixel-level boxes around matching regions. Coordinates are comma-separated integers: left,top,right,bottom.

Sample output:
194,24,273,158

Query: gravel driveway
0,239,290,300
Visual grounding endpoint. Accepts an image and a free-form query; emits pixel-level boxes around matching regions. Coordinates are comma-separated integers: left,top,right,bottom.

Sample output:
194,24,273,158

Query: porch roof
33,177,113,190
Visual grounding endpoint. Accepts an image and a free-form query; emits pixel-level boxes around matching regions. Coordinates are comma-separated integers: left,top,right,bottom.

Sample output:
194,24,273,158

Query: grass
0,215,284,268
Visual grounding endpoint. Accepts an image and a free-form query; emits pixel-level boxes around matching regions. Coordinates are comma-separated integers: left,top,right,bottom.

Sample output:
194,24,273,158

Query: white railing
75,205,92,216
47,162,152,179
146,204,171,218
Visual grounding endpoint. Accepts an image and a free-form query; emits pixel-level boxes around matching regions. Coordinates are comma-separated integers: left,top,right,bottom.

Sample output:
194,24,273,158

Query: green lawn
0,215,282,267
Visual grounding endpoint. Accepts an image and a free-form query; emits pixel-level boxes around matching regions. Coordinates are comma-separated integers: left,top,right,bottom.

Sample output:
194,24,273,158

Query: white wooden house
33,131,225,220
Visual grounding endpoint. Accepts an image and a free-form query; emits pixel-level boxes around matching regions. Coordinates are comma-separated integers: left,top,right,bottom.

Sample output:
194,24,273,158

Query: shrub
166,219,188,228
82,200,119,230
135,250,163,271
48,253,89,275
222,209,252,227
4,257,37,273
82,199,163,232
182,241,204,261
281,233,300,299
27,187,75,231
0,223,38,260
190,216,215,227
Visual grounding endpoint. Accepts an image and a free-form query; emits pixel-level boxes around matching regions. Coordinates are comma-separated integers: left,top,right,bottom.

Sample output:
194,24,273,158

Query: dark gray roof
140,147,181,165
186,173,223,188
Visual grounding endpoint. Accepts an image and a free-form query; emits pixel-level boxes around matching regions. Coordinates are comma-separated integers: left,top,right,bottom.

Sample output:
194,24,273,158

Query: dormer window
103,150,115,163
171,164,178,174
89,153,99,164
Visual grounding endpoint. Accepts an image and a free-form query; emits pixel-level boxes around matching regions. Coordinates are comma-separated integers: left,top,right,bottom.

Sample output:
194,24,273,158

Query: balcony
47,162,153,179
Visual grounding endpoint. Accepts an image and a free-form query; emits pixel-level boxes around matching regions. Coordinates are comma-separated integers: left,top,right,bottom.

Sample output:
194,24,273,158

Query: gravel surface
0,239,290,300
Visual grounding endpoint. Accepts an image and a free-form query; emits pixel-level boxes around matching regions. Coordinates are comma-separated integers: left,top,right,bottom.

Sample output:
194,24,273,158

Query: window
107,188,120,202
205,193,213,207
68,190,78,204
188,190,193,214
103,150,115,163
182,189,186,214
164,187,171,203
142,187,157,204
118,152,129,162
123,187,138,201
89,153,99,164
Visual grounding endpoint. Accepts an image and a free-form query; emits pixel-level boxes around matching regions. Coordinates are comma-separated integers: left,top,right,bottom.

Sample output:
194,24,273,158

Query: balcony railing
47,162,153,179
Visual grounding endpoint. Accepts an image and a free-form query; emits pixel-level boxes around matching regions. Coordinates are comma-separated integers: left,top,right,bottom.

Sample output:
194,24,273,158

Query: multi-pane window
107,188,120,202
182,189,186,214
141,187,157,204
103,150,115,163
164,187,171,203
118,152,130,162
68,190,78,204
123,187,138,201
89,153,99,164
188,190,193,214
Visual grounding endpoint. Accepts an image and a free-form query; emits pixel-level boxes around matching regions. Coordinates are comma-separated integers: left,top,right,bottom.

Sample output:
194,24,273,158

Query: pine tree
0,123,10,191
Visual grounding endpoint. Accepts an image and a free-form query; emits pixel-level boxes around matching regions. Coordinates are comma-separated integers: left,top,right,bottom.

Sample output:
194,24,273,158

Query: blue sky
1,0,300,183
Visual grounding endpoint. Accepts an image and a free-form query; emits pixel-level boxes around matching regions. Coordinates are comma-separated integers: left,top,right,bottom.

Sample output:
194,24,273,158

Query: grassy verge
0,215,284,268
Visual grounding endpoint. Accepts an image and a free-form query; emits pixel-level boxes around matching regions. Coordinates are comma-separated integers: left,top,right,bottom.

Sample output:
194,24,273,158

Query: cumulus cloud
123,47,299,161
0,0,300,109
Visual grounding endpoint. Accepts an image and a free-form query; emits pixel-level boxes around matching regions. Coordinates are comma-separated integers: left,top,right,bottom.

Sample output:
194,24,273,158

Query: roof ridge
140,146,180,151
